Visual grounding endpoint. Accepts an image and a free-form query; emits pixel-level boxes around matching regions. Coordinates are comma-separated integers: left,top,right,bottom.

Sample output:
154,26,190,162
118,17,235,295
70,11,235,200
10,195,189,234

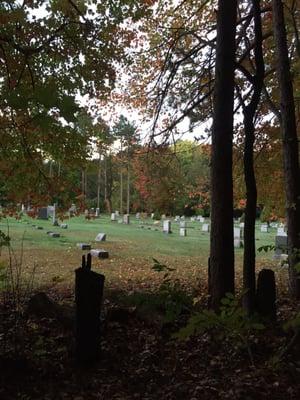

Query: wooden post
75,253,105,364
256,269,276,322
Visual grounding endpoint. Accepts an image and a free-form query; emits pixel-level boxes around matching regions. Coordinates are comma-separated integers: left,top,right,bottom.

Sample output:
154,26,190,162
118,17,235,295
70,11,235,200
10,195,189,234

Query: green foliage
174,292,265,363
257,244,276,253
0,230,10,249
126,259,192,324
152,211,161,220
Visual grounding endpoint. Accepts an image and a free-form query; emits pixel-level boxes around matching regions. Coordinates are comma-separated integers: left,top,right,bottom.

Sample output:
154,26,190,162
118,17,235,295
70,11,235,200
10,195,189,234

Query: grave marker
95,233,106,242
90,249,109,259
163,220,171,234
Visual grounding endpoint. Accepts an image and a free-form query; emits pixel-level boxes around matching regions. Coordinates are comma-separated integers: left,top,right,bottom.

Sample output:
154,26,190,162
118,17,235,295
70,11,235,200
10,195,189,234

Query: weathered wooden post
75,253,105,364
256,269,276,322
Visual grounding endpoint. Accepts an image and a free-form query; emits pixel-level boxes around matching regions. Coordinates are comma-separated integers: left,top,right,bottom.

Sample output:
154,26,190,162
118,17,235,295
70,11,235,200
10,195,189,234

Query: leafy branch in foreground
174,292,265,365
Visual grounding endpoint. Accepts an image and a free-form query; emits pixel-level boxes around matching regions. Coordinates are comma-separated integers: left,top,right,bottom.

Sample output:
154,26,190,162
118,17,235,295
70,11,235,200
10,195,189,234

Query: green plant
174,292,265,365
151,259,192,323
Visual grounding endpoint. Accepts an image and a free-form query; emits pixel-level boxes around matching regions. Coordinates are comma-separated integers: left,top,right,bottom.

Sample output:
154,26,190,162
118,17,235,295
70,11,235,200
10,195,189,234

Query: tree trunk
104,151,108,209
97,150,101,210
126,148,130,214
272,0,300,299
243,0,265,315
209,0,237,310
120,139,123,214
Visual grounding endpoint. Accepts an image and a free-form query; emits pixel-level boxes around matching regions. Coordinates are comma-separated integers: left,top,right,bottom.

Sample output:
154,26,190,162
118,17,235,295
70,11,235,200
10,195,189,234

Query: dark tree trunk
272,0,300,299
242,0,265,315
209,0,237,310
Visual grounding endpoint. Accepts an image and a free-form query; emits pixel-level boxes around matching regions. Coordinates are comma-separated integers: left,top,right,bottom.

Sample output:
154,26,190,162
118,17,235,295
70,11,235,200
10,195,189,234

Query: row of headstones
111,213,130,224
76,233,108,259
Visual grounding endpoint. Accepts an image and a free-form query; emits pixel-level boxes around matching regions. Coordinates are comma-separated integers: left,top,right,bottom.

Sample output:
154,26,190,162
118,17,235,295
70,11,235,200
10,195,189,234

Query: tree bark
97,149,101,210
272,0,300,299
120,138,123,214
126,147,130,214
209,0,237,310
242,0,265,315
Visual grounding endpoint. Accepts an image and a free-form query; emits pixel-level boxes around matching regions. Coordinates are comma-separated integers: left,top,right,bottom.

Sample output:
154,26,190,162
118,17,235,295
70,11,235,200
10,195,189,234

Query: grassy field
0,215,287,294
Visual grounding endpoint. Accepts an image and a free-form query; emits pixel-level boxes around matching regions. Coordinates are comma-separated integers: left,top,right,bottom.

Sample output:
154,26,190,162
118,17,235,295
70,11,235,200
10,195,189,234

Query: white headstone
234,227,242,238
151,213,154,219
115,210,120,217
277,227,285,235
202,223,209,232
239,222,245,228
136,212,140,219
260,224,269,233
180,228,187,237
111,213,116,221
199,216,205,223
95,208,100,217
123,214,130,224
90,249,109,258
180,221,187,229
234,238,241,248
163,220,171,234
95,233,106,242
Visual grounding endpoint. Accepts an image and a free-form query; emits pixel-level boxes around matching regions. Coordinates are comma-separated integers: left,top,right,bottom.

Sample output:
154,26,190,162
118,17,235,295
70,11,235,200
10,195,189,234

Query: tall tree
272,0,300,298
113,116,138,214
209,0,237,310
237,0,265,314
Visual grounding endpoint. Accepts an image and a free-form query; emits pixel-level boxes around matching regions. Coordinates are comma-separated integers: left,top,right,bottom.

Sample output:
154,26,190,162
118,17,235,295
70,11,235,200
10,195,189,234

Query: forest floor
0,216,299,399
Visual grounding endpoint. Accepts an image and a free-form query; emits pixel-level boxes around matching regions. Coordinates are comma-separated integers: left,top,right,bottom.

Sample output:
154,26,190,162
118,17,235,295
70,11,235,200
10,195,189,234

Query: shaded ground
0,285,300,400
1,215,298,399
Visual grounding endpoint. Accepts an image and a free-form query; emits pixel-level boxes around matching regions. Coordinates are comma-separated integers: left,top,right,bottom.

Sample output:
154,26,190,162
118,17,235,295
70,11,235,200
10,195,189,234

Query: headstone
175,216,180,222
234,227,242,248
163,220,171,234
123,214,130,224
69,204,76,217
84,209,89,216
90,249,109,259
60,224,68,229
21,204,25,212
234,238,241,248
239,222,245,229
180,228,187,237
161,214,166,220
256,269,276,322
180,221,187,229
202,223,209,232
49,232,60,238
180,215,185,220
115,210,120,217
77,243,91,250
38,207,48,220
199,216,205,223
151,213,154,219
277,226,285,235
261,224,269,233
190,217,196,222
136,212,140,219
274,234,288,259
95,208,100,217
111,213,116,221
234,226,244,239
95,233,106,242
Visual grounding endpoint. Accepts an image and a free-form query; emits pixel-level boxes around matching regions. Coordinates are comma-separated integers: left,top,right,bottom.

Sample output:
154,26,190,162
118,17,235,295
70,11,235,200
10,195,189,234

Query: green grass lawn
0,215,286,292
